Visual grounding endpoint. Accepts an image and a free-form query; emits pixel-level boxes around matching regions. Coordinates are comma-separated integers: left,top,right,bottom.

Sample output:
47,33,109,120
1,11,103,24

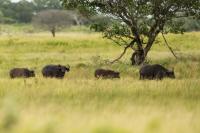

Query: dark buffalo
42,64,70,79
139,64,175,80
10,68,35,78
95,69,120,79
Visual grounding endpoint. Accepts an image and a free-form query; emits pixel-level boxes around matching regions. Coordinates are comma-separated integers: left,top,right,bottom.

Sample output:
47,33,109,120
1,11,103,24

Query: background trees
62,0,200,65
0,0,34,23
32,0,62,12
0,0,63,23
12,0,34,23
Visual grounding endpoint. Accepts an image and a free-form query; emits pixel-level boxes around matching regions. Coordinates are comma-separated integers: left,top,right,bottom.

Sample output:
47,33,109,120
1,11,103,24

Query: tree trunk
51,28,56,37
130,29,145,65
130,34,158,66
130,49,145,65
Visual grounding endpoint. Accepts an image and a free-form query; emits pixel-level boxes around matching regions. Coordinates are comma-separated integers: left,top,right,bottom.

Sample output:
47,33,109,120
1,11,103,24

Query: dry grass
0,31,200,133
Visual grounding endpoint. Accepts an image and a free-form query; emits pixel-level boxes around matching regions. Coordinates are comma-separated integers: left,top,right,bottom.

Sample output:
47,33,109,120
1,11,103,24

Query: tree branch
161,32,178,59
110,39,136,64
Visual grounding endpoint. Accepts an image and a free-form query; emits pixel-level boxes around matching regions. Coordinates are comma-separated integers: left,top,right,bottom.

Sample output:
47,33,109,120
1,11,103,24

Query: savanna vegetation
0,0,199,132
0,24,200,132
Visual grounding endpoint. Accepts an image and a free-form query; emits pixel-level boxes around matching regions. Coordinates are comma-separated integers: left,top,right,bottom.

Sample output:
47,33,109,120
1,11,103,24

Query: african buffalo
95,69,120,79
139,64,175,80
10,68,35,78
42,64,70,79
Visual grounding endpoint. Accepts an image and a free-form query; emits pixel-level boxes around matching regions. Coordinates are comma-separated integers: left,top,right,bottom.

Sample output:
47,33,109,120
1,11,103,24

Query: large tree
61,0,200,65
32,9,77,37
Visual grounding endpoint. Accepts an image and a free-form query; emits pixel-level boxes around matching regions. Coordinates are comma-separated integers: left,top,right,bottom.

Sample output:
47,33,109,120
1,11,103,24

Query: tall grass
0,30,200,133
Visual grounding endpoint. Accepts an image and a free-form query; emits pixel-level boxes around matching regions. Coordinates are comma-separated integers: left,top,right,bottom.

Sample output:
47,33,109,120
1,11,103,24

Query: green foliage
103,22,132,46
182,18,200,31
13,0,34,23
90,19,132,46
33,0,62,11
165,19,186,34
62,0,200,35
90,15,112,32
0,0,34,23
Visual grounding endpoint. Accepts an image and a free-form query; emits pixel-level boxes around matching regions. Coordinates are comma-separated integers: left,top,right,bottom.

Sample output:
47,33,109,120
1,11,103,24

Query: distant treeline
0,0,200,32
181,18,200,32
0,0,62,23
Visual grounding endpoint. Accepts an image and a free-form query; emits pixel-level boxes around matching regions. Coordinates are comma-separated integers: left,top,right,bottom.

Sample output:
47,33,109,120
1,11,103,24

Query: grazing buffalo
95,69,120,79
42,64,70,79
139,64,175,80
10,68,35,78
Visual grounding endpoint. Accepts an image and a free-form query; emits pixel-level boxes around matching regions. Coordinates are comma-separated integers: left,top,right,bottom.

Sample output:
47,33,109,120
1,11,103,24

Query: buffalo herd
9,63,175,80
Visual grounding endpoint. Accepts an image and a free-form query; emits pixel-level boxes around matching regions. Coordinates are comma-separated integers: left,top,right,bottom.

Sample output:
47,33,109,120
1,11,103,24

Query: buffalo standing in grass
139,64,175,80
10,68,35,78
95,69,120,79
42,64,70,79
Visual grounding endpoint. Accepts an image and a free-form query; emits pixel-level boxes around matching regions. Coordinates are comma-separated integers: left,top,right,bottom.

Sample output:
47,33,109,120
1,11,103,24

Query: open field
0,31,200,133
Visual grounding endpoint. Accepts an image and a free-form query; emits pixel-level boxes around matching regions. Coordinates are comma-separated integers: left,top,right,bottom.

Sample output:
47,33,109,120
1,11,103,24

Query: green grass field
0,29,200,133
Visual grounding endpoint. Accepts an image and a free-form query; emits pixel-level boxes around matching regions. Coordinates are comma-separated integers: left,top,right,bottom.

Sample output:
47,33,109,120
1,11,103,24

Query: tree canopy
62,0,200,65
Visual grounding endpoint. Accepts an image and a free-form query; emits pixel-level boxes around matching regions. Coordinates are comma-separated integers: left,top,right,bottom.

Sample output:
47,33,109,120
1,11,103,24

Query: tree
61,0,200,65
32,9,77,37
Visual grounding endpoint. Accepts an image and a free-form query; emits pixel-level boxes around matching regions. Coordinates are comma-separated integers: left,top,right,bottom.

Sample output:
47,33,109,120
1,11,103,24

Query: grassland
0,29,200,133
